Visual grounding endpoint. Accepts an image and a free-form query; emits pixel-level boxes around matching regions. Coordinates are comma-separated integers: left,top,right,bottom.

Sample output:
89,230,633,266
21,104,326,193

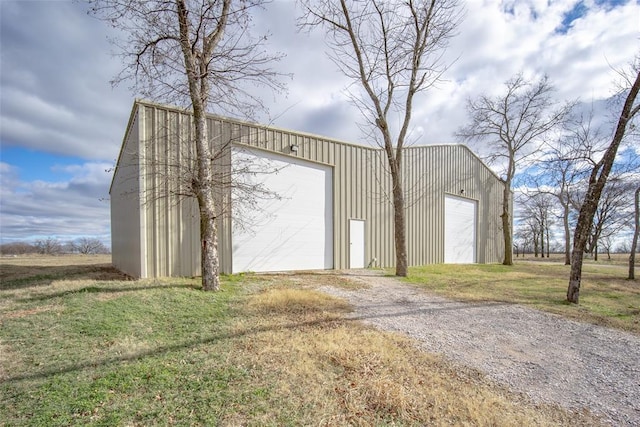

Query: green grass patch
1,277,246,425
405,262,640,333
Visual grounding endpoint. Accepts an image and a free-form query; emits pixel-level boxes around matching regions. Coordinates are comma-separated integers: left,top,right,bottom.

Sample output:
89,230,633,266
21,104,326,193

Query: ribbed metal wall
110,109,142,277
110,100,504,277
402,145,504,265
138,105,202,277
206,115,397,272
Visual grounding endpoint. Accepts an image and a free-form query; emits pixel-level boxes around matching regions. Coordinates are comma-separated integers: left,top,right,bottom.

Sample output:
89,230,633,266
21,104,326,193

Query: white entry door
349,219,365,268
444,195,477,263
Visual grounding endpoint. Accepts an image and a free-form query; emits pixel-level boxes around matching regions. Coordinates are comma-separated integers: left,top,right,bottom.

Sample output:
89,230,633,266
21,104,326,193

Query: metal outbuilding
110,100,506,277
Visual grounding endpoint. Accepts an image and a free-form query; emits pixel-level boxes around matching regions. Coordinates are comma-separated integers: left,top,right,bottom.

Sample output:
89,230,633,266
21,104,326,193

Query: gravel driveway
319,271,640,426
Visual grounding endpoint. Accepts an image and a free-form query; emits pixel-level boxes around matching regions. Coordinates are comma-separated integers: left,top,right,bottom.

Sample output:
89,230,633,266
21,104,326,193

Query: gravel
318,271,640,426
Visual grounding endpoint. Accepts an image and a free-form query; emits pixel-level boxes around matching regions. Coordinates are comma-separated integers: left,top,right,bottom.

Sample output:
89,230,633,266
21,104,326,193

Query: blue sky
1,0,639,246
1,147,88,182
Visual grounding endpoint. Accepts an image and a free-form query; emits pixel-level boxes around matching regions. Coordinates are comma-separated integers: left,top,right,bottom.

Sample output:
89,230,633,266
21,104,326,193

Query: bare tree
517,193,555,258
0,242,37,255
34,238,63,255
458,74,573,265
529,159,578,264
513,240,521,258
298,0,462,276
530,107,637,265
629,186,639,280
529,220,541,258
72,237,110,255
90,0,284,290
600,235,614,260
616,242,631,253
585,178,633,261
529,193,554,258
514,227,533,258
528,113,603,264
567,60,640,303
518,215,541,257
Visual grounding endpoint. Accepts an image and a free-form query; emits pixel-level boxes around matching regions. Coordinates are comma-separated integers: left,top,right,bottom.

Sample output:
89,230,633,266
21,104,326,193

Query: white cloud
403,0,640,145
1,0,638,244
0,1,132,162
0,161,113,244
251,1,359,142
253,0,640,148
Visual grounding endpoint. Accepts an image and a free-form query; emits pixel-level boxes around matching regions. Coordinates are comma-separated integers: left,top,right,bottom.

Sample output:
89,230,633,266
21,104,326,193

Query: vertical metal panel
112,100,504,277
135,104,203,277
142,105,154,277
401,144,504,265
110,107,143,277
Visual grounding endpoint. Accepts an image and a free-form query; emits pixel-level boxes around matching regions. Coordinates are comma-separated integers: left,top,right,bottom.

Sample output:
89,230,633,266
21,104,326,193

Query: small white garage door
444,195,477,263
231,147,333,273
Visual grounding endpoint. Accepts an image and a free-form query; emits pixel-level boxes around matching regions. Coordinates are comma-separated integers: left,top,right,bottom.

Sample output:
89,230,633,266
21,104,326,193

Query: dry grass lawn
227,281,602,425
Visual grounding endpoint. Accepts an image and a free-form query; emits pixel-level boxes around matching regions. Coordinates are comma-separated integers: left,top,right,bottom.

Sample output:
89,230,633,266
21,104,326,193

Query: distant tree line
0,237,110,256
459,71,639,267
458,55,639,301
514,177,638,262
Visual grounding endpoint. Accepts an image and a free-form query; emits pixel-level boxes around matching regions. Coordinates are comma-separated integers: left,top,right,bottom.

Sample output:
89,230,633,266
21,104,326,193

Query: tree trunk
630,187,639,280
540,219,545,258
568,190,600,303
501,184,513,265
567,68,640,303
193,109,221,291
392,169,408,277
594,243,598,262
563,202,571,265
568,248,584,303
175,0,230,291
199,197,221,291
546,228,550,258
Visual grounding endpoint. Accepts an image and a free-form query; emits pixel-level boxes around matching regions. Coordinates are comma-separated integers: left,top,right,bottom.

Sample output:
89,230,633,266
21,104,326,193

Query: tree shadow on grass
0,263,132,290
1,295,506,384
3,262,204,304
21,282,203,302
0,315,339,384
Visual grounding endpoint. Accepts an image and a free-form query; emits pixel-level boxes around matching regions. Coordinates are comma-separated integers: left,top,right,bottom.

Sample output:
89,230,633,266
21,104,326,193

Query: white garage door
444,195,477,263
231,147,333,273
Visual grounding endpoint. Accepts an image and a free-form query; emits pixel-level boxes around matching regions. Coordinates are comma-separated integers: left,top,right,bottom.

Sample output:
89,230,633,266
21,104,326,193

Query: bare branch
568,54,640,303
298,0,463,276
91,0,286,290
457,73,573,265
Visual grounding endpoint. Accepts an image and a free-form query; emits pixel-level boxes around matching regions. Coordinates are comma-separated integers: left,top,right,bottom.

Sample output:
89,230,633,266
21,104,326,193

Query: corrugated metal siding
403,145,503,265
110,108,142,277
137,105,202,277
112,100,504,277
